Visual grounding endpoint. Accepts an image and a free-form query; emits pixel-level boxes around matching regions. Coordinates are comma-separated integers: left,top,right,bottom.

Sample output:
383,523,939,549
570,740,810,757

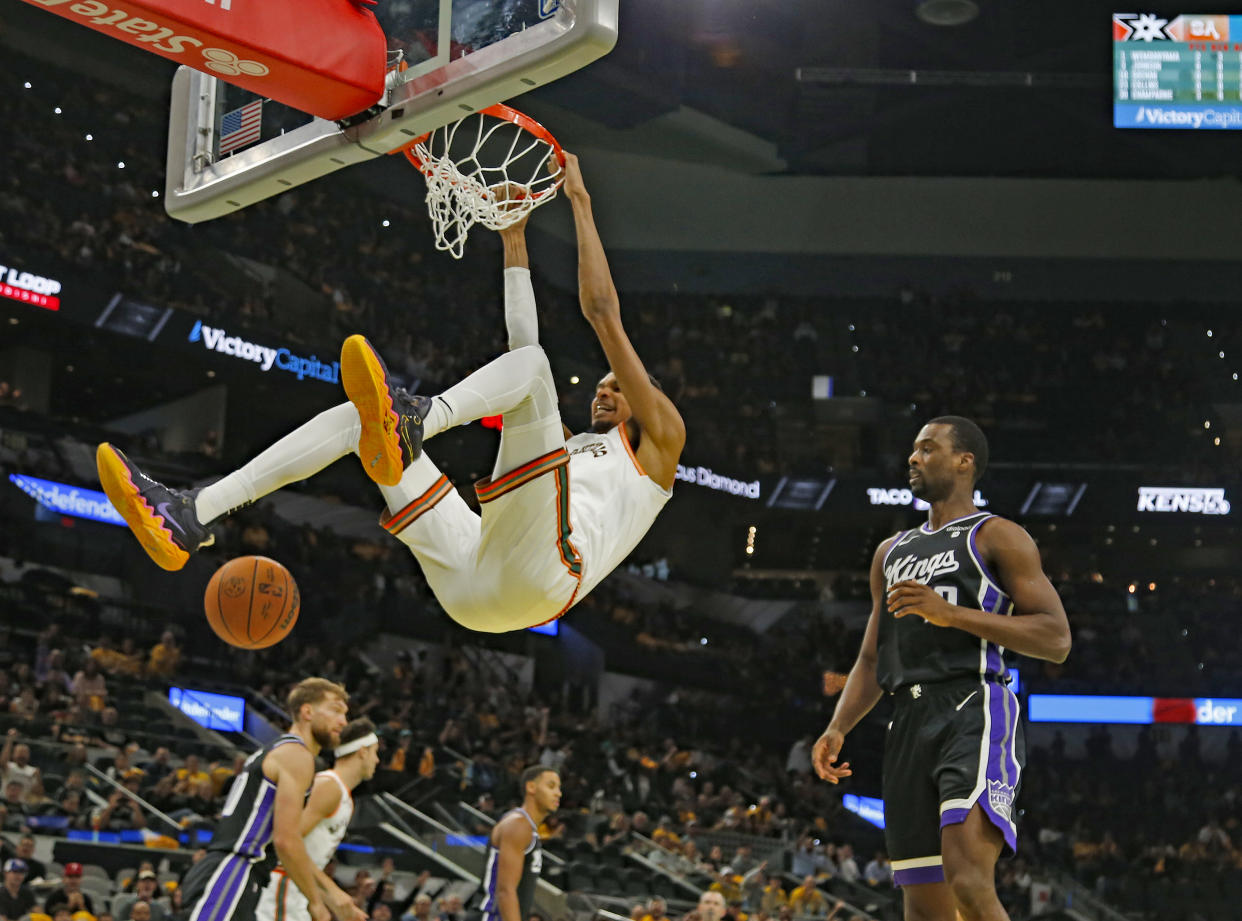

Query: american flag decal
218,99,263,155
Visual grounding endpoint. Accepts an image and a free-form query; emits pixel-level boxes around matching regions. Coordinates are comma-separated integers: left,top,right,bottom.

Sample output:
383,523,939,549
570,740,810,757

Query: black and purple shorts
882,674,1024,887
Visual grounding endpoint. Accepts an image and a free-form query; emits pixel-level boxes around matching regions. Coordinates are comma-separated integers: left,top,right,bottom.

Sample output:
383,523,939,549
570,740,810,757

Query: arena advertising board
1028,694,1242,726
0,255,64,312
168,686,246,732
8,474,126,526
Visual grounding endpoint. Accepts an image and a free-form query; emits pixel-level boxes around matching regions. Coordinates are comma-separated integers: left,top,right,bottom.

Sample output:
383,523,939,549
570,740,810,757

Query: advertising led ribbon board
1028,694,1242,725
168,687,246,732
9,475,126,526
1114,13,1242,128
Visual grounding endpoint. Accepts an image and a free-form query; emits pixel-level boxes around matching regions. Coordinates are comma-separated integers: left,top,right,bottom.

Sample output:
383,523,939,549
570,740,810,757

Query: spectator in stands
709,867,741,904
104,751,134,782
2,783,27,828
71,659,108,711
174,754,209,792
142,748,174,786
403,892,434,921
729,845,757,875
8,688,38,721
114,869,168,921
37,650,72,696
146,631,181,678
786,736,813,777
20,777,52,812
862,851,891,888
641,896,670,921
436,893,465,921
788,876,827,916
756,875,786,914
97,707,129,748
43,862,95,916
93,783,147,831
56,789,91,830
833,844,859,883
694,890,726,921
0,858,35,920
208,754,245,796
0,731,41,795
13,837,45,881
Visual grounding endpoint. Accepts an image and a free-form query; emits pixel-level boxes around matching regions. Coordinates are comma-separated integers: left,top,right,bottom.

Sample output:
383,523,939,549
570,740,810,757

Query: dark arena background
2,1,1242,920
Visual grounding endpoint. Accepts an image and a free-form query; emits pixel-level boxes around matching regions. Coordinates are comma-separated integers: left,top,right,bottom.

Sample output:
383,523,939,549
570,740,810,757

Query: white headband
334,733,378,758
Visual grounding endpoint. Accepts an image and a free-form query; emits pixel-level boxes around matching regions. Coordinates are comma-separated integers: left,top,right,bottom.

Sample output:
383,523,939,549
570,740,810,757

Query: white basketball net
408,107,565,259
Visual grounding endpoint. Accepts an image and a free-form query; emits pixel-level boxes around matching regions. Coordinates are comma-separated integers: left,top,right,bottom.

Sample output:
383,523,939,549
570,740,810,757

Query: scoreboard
1114,12,1242,128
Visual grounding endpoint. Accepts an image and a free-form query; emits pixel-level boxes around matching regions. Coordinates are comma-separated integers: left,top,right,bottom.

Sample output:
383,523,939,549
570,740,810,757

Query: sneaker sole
95,444,190,572
341,335,404,486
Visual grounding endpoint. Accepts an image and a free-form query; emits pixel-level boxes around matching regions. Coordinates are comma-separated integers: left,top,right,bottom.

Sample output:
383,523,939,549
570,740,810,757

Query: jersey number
219,749,263,818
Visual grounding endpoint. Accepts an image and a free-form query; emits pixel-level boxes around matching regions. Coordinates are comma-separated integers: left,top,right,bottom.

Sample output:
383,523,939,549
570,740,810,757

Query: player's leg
342,335,560,486
941,806,1008,921
378,452,488,620
884,687,958,921
901,883,958,921
98,402,363,571
253,873,281,921
937,680,1024,921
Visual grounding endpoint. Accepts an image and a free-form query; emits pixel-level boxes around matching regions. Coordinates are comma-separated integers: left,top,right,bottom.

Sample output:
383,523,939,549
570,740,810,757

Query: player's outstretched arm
813,537,891,784
887,518,1071,663
562,152,686,485
493,814,533,921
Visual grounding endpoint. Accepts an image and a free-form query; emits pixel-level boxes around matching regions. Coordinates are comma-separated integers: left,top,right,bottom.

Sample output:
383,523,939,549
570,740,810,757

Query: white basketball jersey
565,424,671,597
304,770,353,868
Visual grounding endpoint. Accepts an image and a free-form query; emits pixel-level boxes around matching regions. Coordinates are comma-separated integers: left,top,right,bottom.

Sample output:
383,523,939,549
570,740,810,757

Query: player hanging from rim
179,678,365,921
481,766,561,921
256,718,380,921
812,417,1071,921
97,152,685,633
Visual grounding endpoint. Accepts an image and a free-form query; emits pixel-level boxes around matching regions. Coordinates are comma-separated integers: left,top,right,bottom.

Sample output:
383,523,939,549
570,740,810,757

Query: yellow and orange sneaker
95,443,215,571
340,334,431,486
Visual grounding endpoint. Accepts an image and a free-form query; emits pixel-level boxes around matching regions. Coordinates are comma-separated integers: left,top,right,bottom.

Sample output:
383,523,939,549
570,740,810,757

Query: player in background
179,678,364,921
97,152,685,634
256,718,380,921
813,417,1071,921
480,766,561,921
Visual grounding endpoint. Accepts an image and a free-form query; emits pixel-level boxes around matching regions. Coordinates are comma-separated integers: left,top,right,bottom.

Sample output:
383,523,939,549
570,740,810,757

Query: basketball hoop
395,104,566,259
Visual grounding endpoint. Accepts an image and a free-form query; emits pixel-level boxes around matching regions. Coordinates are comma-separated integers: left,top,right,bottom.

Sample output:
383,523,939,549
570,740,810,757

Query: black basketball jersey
210,734,309,871
480,808,542,921
876,512,1013,693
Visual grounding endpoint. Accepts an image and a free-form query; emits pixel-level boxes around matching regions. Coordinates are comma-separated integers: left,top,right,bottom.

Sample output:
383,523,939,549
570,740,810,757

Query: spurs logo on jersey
569,440,608,458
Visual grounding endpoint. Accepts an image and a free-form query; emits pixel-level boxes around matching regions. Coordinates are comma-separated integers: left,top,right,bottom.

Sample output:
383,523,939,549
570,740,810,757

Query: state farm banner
22,0,386,119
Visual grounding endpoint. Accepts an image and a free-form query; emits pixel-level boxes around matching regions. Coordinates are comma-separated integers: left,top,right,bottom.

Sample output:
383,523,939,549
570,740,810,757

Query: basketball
203,556,300,649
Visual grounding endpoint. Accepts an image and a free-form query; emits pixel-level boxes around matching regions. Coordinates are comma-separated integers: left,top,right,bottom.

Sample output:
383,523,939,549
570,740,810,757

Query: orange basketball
204,556,300,649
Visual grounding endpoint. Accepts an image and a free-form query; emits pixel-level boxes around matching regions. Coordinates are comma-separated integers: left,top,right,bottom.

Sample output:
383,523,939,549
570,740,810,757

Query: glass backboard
165,0,617,223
